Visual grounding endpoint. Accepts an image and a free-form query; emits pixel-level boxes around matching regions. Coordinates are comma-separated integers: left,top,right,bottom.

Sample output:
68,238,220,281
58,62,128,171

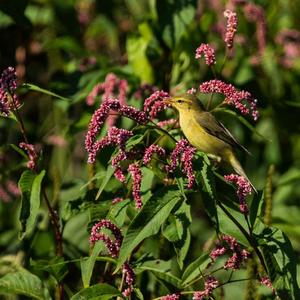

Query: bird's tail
224,150,257,194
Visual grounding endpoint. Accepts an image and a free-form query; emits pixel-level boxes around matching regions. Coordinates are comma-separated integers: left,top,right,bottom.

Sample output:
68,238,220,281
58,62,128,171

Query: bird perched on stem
164,94,256,192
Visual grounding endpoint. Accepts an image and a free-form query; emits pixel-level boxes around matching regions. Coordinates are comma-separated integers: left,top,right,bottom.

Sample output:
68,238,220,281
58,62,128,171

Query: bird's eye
177,99,183,104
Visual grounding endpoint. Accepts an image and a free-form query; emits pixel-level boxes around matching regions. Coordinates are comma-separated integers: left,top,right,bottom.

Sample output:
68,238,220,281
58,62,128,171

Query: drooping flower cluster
111,149,141,183
276,29,300,68
89,219,123,257
260,276,276,294
224,9,238,49
199,79,259,121
122,262,136,297
161,292,181,300
85,99,148,161
195,43,216,65
243,3,266,56
166,139,196,189
187,87,196,95
143,144,166,165
210,235,250,270
128,163,143,209
0,67,20,116
224,174,252,214
112,197,123,204
143,90,170,119
193,276,219,300
86,73,129,127
86,73,128,106
87,126,133,163
157,118,179,128
19,142,38,171
0,185,10,203
0,180,21,203
89,220,135,296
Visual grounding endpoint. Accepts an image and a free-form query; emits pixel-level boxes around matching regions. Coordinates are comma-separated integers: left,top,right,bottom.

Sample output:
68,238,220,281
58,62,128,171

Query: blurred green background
1,0,300,298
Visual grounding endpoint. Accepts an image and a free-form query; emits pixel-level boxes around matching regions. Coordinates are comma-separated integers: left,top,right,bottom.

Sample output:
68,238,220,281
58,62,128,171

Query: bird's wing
195,112,251,155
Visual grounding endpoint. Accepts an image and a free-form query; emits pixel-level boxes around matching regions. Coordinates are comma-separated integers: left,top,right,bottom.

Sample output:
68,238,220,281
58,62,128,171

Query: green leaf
217,204,250,247
115,188,182,270
156,0,197,48
81,241,106,288
134,288,144,300
126,23,154,83
106,199,130,227
10,143,28,159
197,156,219,228
19,170,46,239
258,226,300,299
95,165,115,200
71,283,122,300
162,200,191,269
135,260,182,288
249,191,264,228
18,170,35,237
181,253,210,285
22,83,70,101
0,271,50,300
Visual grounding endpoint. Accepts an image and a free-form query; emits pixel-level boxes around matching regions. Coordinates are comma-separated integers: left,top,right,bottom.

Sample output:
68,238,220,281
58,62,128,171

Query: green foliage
1,0,300,299
0,271,51,299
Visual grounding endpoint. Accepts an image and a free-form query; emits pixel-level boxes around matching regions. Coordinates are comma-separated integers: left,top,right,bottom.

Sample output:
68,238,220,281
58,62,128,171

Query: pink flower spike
87,126,133,163
86,73,128,107
19,142,38,171
0,67,20,116
143,144,166,165
224,174,251,215
128,163,143,209
243,3,266,55
187,87,196,95
122,262,135,297
0,67,18,92
195,43,216,65
224,10,238,49
199,79,259,121
0,185,10,203
193,276,219,300
182,147,196,189
161,292,181,300
260,276,276,294
112,197,123,204
143,90,170,119
157,118,179,128
166,139,190,173
89,219,123,258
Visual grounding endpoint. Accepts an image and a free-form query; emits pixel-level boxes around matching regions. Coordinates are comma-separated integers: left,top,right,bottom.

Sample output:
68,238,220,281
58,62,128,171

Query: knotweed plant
0,2,298,300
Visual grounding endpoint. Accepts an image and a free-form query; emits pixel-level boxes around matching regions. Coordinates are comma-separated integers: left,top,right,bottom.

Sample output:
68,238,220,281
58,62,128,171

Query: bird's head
164,94,204,113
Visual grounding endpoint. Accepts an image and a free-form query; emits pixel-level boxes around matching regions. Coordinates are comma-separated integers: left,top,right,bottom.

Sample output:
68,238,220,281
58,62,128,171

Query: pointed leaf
0,271,50,300
116,188,182,270
181,253,210,285
95,165,115,200
23,83,70,101
71,283,122,300
25,170,45,237
81,241,106,288
18,170,35,237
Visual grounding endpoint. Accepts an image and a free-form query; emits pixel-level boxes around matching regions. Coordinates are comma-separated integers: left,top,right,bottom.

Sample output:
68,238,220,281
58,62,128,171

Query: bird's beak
163,97,174,105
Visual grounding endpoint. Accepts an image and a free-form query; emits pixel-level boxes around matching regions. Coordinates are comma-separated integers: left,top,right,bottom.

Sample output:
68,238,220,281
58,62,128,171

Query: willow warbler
164,94,256,192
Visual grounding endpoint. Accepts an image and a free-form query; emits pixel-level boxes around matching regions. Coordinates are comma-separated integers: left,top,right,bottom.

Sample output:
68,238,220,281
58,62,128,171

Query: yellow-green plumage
165,94,256,192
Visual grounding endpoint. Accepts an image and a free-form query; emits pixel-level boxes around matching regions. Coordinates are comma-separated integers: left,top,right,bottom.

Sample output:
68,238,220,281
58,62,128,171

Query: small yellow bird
164,94,256,192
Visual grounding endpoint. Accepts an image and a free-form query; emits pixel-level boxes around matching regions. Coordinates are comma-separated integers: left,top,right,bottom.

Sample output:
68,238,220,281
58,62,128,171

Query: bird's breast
179,112,228,155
